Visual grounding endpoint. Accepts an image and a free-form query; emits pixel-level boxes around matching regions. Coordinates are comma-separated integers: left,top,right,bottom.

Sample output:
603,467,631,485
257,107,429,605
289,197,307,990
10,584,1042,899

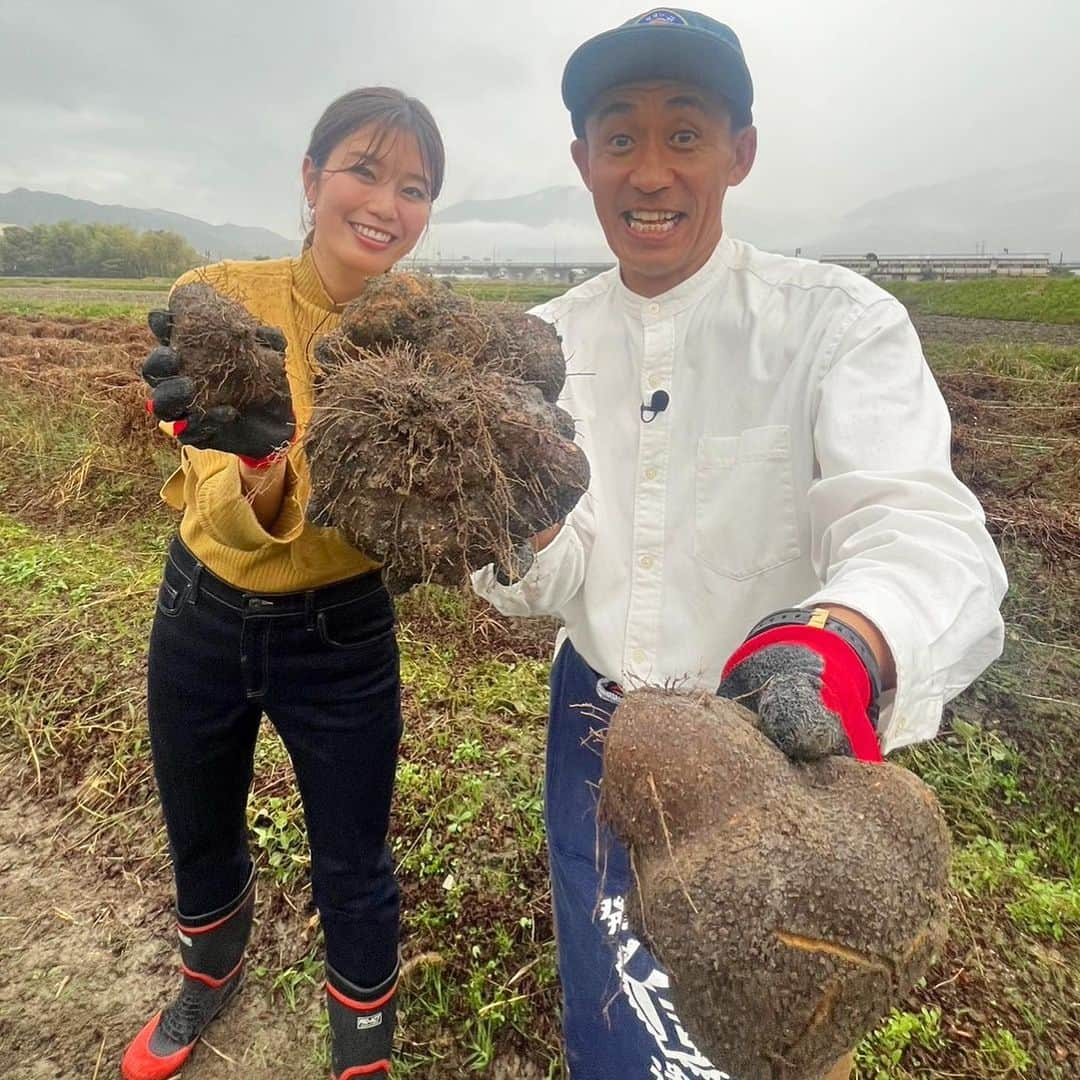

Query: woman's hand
143,305,295,466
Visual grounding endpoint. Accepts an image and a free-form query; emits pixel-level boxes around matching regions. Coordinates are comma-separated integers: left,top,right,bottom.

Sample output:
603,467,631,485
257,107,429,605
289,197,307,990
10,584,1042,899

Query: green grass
8,271,1080,326
951,836,1080,941
923,339,1080,380
0,513,161,786
855,1006,945,1079
0,294,154,319
884,277,1080,324
0,275,172,319
0,276,172,291
0,275,573,318
442,280,570,305
0,364,561,1071
0,497,560,1072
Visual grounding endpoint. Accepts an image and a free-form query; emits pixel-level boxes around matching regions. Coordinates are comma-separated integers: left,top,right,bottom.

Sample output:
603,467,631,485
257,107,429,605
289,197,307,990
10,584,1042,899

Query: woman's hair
303,86,445,245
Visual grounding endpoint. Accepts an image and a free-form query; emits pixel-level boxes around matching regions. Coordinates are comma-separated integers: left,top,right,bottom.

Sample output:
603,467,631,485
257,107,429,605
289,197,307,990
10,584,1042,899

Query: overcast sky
2,0,1077,244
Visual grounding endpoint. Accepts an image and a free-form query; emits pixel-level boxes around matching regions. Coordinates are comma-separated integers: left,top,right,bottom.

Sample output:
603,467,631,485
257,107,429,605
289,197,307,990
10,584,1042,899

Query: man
472,10,1007,1079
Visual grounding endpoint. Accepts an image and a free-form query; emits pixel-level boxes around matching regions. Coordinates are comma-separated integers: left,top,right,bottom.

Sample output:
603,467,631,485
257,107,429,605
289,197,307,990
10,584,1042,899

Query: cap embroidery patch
635,9,688,26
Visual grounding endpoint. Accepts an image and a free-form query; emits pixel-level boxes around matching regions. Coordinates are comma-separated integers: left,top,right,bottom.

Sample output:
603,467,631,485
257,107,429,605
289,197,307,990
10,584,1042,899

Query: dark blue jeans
547,639,731,1080
147,537,402,988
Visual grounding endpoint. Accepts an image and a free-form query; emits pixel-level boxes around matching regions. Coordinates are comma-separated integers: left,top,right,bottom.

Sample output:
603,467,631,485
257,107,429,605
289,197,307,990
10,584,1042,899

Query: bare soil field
912,313,1080,347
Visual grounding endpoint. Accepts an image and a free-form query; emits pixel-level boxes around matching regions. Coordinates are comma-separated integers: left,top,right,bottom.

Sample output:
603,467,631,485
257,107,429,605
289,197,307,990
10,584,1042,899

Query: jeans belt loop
304,590,316,631
187,561,203,606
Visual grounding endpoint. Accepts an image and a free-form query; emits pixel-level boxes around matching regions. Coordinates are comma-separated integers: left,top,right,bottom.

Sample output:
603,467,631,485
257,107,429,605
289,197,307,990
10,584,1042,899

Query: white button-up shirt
471,236,1007,752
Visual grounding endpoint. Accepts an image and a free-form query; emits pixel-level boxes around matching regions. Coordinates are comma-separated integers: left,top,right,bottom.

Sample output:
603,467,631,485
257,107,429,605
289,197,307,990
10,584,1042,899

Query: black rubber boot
121,867,256,1080
326,960,399,1079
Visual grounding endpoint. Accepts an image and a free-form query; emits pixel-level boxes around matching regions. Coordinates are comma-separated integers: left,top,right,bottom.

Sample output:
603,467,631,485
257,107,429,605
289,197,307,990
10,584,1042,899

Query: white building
820,253,1051,280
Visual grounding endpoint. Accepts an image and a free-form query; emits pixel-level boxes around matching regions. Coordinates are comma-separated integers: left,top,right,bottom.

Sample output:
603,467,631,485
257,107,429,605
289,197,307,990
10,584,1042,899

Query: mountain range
0,188,294,260
429,165,1078,261
3,163,1076,266
814,167,1078,258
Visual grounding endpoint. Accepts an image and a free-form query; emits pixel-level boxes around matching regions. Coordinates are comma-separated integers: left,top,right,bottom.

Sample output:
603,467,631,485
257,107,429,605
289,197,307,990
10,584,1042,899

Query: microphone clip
640,389,670,423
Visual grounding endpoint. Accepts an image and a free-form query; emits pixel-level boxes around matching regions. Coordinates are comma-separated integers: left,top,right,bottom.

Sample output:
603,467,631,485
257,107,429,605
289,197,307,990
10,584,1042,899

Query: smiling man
472,10,1007,1079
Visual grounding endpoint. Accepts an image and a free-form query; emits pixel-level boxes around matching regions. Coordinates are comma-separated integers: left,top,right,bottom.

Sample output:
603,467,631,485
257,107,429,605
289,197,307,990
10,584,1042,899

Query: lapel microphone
640,389,670,423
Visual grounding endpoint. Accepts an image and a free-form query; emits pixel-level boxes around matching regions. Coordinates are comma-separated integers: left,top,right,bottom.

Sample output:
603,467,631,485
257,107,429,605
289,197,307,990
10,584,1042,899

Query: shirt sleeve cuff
269,456,306,542
160,464,185,511
471,523,579,616
186,448,305,551
799,583,944,754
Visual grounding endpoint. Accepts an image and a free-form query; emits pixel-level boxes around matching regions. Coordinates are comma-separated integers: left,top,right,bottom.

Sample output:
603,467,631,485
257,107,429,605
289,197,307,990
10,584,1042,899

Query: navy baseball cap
562,9,753,137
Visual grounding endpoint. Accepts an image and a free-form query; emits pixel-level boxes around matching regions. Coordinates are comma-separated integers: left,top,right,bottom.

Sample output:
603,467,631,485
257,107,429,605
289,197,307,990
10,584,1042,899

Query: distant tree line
0,222,202,278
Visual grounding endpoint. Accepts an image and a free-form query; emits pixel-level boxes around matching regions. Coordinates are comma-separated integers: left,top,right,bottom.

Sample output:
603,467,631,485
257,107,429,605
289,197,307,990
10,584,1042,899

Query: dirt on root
307,273,588,592
166,284,290,414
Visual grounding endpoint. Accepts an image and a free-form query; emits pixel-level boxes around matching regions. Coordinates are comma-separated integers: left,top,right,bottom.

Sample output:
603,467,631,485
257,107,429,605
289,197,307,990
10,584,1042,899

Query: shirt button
639,554,654,570
632,648,646,665
647,302,660,315
644,467,658,481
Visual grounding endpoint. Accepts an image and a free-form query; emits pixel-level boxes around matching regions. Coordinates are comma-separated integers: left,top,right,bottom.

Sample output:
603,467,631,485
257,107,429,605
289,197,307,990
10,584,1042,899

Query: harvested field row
914,313,1080,346
0,301,1077,1079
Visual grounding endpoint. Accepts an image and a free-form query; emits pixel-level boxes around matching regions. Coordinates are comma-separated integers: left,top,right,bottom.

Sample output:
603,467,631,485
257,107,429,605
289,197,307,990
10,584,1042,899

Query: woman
122,87,445,1080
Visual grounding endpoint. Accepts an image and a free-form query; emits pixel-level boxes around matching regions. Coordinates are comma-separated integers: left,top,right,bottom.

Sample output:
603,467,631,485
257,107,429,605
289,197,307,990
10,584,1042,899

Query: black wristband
745,607,883,725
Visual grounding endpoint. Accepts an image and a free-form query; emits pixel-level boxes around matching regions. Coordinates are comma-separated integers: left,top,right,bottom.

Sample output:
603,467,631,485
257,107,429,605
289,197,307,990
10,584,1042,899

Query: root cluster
306,274,588,592
168,283,289,413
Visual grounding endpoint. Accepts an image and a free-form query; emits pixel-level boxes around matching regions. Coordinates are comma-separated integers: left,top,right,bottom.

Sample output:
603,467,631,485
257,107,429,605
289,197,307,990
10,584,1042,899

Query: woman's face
303,123,432,283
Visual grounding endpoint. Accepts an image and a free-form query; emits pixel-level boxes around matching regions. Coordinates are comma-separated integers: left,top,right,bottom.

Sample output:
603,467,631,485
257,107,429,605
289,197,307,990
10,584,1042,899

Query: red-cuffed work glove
143,308,295,468
717,609,883,763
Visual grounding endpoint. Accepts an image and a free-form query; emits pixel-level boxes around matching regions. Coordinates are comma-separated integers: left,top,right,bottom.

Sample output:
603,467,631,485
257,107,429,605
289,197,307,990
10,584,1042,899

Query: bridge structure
401,258,615,283
403,255,1080,283
820,252,1064,280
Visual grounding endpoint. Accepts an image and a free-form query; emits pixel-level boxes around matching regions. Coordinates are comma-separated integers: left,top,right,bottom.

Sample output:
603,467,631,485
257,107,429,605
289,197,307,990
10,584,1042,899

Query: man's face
572,81,757,298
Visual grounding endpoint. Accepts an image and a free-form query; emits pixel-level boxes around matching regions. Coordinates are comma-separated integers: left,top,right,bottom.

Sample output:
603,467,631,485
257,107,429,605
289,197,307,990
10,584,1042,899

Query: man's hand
492,521,565,585
531,520,563,552
143,308,294,466
717,608,885,763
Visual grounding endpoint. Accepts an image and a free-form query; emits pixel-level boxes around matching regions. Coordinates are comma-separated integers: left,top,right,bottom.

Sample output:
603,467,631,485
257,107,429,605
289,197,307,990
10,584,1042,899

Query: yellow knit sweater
160,250,379,592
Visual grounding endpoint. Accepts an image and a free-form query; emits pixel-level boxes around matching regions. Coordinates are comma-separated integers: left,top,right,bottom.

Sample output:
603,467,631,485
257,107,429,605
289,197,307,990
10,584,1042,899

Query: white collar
615,234,734,317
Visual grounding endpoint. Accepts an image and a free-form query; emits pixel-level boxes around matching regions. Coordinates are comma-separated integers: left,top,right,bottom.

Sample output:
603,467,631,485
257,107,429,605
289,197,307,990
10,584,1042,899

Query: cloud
1,0,1078,245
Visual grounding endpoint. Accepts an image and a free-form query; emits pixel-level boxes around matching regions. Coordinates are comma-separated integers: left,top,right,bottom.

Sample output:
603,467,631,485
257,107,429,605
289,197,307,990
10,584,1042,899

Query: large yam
602,689,951,1080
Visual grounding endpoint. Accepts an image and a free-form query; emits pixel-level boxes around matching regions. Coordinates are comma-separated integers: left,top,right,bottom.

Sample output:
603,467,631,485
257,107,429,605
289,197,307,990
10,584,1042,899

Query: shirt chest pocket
694,425,801,580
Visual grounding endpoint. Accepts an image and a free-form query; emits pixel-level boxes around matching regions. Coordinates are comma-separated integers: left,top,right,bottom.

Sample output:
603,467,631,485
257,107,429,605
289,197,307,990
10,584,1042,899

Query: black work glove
717,611,883,763
143,309,295,465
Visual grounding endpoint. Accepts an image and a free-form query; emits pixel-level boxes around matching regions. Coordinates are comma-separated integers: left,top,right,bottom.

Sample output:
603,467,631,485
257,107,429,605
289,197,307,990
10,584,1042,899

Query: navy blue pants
147,537,402,988
546,640,731,1080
